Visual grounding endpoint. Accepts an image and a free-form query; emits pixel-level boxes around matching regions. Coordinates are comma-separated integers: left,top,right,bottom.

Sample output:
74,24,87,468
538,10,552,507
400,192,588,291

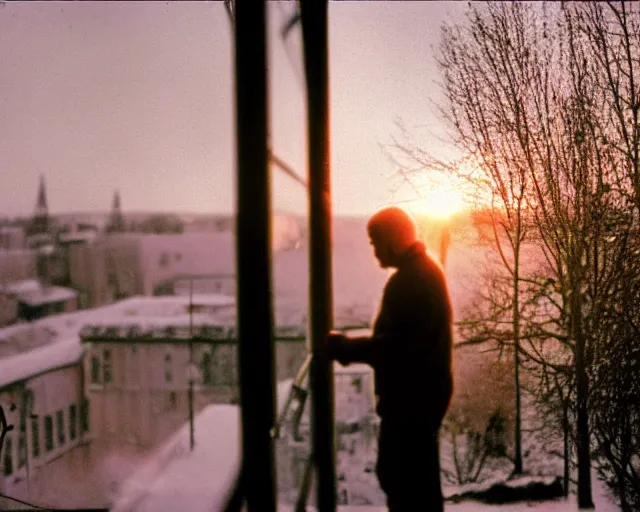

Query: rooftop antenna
188,277,195,451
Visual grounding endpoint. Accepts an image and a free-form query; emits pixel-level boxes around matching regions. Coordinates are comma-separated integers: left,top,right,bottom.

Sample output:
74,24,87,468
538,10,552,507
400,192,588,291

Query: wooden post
301,1,337,510
234,1,277,510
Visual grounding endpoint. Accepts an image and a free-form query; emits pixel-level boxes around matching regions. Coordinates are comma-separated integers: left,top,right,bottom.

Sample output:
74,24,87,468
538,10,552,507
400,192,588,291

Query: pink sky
0,1,467,217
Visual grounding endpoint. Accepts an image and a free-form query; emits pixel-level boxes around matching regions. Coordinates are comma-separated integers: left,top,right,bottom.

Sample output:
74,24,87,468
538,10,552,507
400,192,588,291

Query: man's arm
325,276,408,366
325,332,387,367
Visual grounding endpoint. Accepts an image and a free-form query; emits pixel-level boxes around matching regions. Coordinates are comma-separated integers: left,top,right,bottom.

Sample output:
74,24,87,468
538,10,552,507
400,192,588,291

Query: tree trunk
512,219,523,476
573,286,594,508
563,399,570,498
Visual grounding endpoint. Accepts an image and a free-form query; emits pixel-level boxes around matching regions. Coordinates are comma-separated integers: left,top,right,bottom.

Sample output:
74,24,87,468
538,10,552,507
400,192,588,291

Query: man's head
367,206,418,268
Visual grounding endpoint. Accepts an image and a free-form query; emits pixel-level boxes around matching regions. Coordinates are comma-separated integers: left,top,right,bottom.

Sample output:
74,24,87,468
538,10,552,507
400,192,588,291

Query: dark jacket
332,241,453,429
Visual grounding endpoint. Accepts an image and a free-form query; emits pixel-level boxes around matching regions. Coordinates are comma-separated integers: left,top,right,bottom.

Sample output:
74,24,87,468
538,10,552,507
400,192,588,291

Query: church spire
29,175,50,236
106,190,125,233
35,175,48,218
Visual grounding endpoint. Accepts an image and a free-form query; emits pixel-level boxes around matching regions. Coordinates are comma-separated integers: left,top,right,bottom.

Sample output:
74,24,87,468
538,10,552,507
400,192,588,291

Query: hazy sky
0,1,467,217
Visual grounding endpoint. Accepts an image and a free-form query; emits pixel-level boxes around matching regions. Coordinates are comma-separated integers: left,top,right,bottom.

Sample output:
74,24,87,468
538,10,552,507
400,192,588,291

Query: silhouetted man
326,206,453,511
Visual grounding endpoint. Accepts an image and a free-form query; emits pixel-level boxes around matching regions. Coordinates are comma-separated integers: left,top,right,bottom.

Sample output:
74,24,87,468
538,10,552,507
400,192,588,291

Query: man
326,206,453,511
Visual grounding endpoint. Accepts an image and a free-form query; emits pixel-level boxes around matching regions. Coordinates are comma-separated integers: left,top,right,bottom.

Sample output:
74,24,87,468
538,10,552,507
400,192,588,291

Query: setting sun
409,187,466,219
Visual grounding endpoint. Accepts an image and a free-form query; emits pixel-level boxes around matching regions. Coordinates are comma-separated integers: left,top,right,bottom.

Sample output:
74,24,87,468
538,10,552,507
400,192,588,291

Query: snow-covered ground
111,379,295,512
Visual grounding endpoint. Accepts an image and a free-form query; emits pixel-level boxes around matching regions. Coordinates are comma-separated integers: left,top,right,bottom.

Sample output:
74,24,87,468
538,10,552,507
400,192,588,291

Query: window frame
18,434,26,468
44,415,54,452
31,416,40,458
56,409,65,446
81,398,90,434
90,354,102,385
103,348,113,383
3,435,13,476
69,404,77,441
164,352,173,384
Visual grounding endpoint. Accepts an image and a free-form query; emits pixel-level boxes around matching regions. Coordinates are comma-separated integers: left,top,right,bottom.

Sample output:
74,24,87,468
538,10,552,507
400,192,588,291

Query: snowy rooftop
0,294,235,389
2,278,41,295
58,231,98,244
111,379,294,512
79,319,307,343
1,279,78,306
19,285,78,306
0,336,83,390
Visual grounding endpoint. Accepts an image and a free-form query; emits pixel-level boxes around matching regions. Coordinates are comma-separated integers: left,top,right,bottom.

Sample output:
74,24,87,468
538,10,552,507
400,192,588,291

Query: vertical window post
31,417,40,458
69,404,77,441
234,0,277,509
103,349,112,383
300,1,337,510
44,415,53,452
56,410,65,446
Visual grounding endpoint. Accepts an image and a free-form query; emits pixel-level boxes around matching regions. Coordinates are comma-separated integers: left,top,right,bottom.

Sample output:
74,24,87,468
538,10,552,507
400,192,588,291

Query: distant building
80,312,306,449
52,229,99,287
3,279,78,321
0,293,377,509
25,176,51,242
0,250,38,285
153,273,235,297
0,226,26,250
70,232,236,308
106,190,126,233
0,340,87,510
68,235,143,308
0,292,19,327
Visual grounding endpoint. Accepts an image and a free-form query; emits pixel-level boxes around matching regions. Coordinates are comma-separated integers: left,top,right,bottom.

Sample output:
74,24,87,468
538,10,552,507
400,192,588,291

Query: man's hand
325,331,349,364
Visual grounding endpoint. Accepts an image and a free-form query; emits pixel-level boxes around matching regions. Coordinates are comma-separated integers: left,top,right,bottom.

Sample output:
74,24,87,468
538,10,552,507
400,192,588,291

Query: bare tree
389,3,640,508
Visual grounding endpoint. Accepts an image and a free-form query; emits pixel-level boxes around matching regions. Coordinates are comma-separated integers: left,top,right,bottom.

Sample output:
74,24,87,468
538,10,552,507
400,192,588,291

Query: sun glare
411,187,465,220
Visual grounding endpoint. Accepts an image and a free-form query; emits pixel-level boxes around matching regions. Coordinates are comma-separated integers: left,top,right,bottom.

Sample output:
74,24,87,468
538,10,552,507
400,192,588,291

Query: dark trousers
376,419,444,512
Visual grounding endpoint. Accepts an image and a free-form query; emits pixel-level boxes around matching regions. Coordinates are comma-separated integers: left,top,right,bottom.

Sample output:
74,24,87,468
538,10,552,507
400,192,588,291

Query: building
0,337,88,511
53,230,99,287
69,232,236,308
25,176,51,244
106,191,126,233
0,321,57,358
79,307,306,449
3,279,78,322
0,226,26,251
0,249,38,285
0,291,379,510
69,239,121,308
153,273,235,297
0,293,18,327
0,296,234,509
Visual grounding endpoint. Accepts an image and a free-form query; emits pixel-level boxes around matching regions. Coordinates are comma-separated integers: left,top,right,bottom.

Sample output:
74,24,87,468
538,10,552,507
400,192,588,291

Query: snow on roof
118,294,235,313
59,231,97,244
2,279,41,295
1,279,78,306
0,322,56,358
111,379,294,512
0,336,83,389
18,285,78,306
0,294,235,389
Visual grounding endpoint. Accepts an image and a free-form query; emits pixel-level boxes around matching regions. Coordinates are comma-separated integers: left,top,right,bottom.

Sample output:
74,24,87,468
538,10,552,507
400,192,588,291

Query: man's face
369,232,391,268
